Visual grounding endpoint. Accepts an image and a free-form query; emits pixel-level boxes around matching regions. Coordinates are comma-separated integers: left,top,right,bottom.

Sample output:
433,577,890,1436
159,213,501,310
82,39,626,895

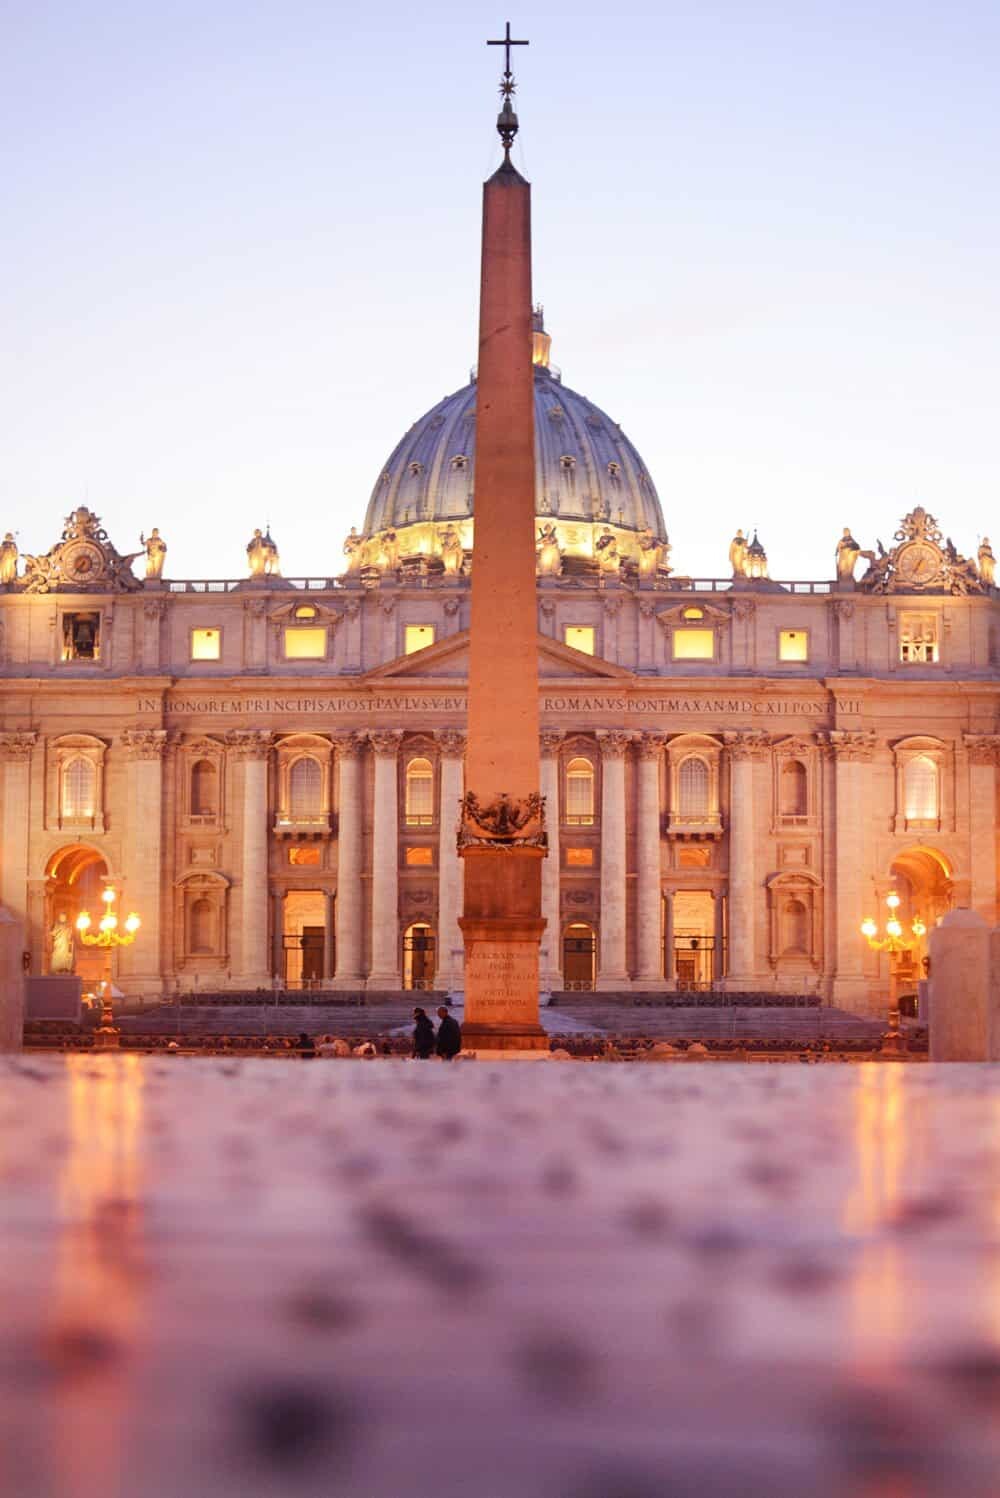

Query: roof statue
835,528,862,583
856,507,988,595
141,527,167,581
246,528,281,580
0,533,18,587
18,507,142,594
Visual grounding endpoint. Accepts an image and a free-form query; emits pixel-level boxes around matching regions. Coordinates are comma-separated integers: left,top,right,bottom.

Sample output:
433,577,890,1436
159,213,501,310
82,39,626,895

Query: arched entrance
563,923,596,990
886,846,953,1006
403,922,436,990
44,845,110,982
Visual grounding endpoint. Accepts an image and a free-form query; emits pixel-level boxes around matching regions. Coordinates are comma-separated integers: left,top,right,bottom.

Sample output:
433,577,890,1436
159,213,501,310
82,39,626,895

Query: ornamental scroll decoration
19,507,143,594
855,507,985,597
457,791,547,853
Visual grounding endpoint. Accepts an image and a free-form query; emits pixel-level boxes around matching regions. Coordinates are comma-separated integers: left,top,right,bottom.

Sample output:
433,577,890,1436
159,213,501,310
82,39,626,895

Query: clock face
62,541,104,582
896,542,939,586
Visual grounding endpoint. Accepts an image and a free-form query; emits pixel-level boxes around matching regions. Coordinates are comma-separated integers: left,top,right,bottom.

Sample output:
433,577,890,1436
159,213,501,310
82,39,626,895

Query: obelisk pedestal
458,72,547,1054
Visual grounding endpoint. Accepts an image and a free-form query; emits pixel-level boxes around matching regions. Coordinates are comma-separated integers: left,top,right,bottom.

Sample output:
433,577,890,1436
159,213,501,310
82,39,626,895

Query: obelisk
458,26,548,1052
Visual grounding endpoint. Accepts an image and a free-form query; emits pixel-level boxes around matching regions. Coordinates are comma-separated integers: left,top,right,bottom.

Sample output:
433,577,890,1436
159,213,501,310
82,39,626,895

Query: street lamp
76,887,141,1049
860,891,926,1057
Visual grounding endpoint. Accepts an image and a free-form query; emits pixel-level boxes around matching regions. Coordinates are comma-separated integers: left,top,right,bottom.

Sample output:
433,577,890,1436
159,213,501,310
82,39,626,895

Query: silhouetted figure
435,1006,462,1060
297,1031,316,1058
412,1007,435,1059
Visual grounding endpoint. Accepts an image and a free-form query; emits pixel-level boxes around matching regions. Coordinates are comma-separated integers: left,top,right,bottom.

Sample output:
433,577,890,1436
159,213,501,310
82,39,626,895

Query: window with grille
62,757,95,819
903,755,939,823
677,757,709,818
405,758,434,825
899,613,939,663
289,758,322,820
565,758,595,825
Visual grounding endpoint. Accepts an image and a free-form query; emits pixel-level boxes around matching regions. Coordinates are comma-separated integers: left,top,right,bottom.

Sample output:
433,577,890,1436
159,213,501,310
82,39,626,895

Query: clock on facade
895,541,940,586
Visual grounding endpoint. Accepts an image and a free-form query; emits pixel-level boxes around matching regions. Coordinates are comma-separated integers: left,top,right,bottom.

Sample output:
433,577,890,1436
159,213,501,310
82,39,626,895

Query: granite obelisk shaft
459,157,547,1051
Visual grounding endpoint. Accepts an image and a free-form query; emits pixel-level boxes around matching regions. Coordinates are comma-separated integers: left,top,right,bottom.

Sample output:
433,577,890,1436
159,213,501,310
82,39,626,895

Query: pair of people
412,1005,462,1060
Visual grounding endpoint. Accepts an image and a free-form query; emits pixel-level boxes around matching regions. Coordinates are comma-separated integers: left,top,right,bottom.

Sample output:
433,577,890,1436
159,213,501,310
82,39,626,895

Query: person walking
435,1006,462,1060
412,1007,435,1059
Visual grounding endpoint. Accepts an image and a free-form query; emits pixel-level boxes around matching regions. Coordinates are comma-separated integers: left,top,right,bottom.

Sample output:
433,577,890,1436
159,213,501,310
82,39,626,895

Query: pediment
366,630,634,683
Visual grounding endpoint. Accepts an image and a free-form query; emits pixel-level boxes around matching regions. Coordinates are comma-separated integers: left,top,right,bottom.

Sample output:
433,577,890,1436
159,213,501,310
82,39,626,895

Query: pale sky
2,1,998,583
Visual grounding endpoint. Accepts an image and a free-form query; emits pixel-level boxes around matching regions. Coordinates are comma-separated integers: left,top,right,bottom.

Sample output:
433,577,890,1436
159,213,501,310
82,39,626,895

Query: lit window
779,629,808,662
61,612,100,662
405,846,434,867
678,757,709,817
899,612,939,663
672,628,715,661
405,758,434,825
284,627,326,660
564,626,595,655
404,625,436,655
779,759,808,817
565,846,594,867
190,759,218,816
191,628,221,661
904,756,939,822
294,604,317,620
565,758,595,825
288,845,321,867
682,607,704,621
62,757,95,819
289,758,322,819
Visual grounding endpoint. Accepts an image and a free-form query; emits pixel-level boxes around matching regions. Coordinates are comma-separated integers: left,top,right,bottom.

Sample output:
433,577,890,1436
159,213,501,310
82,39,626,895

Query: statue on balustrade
49,913,75,974
343,527,365,571
372,528,399,573
729,528,748,577
140,527,167,580
979,538,996,587
247,528,280,578
595,526,620,574
438,523,464,576
637,525,670,579
0,533,18,586
536,522,563,577
835,527,861,582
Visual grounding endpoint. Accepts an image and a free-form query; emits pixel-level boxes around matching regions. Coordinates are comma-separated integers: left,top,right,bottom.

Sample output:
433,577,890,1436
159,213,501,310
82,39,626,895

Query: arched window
677,757,709,818
565,758,595,825
405,757,434,826
780,759,808,818
190,759,218,817
904,755,939,822
782,898,810,954
289,757,322,820
190,897,215,954
62,756,95,820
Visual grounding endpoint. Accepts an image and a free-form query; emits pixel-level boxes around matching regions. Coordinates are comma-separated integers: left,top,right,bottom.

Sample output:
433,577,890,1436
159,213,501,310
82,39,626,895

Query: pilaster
227,729,273,987
435,730,466,991
596,730,632,988
823,729,879,1012
634,733,666,987
539,731,564,991
367,729,402,988
723,731,770,988
120,728,168,990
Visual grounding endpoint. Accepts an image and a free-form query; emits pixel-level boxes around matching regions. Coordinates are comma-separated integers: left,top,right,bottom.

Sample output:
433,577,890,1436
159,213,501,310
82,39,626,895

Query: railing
156,574,838,596
166,578,347,594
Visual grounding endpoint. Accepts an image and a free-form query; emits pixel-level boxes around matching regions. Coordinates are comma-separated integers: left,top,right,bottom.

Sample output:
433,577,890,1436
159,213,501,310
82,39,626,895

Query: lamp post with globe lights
860,891,926,1057
76,887,141,1049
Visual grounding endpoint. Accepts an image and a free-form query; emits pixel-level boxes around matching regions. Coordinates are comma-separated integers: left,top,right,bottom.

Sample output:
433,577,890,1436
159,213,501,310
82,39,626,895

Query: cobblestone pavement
2,1056,998,1497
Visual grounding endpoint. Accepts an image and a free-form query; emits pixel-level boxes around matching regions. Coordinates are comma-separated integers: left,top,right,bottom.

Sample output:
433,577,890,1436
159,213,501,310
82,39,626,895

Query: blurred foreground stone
2,1057,1000,1498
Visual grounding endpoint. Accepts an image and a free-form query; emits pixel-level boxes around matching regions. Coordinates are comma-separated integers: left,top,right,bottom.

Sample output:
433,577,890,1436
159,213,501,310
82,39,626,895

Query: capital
539,730,564,756
121,728,169,760
333,731,367,760
635,732,666,760
830,599,855,621
0,730,36,761
964,733,1000,766
436,729,467,758
724,730,771,761
597,730,634,759
820,729,878,762
369,729,403,757
225,729,273,760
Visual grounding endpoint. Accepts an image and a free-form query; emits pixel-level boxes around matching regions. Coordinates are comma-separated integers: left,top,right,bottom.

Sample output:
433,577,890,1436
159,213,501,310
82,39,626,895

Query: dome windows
450,454,468,471
607,461,621,481
407,461,424,479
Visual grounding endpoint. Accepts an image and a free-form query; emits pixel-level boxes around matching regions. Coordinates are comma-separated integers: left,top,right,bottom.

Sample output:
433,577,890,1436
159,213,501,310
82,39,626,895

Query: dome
362,315,667,548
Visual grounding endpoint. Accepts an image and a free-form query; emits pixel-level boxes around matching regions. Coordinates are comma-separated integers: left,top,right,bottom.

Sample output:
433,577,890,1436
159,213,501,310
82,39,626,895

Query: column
596,731,631,989
333,733,366,988
323,889,336,981
272,891,284,986
828,730,877,1012
724,732,766,989
634,734,666,987
367,730,402,989
539,732,563,992
0,733,34,1051
713,892,725,984
120,729,168,990
663,891,675,988
965,736,1000,925
435,731,466,992
229,730,272,987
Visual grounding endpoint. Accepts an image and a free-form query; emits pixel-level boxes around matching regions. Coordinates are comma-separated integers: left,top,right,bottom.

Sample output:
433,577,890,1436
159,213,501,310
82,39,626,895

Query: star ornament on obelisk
457,24,549,1054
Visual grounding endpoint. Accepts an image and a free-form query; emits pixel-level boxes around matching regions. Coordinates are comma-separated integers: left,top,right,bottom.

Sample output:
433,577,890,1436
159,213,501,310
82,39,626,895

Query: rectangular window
288,845,321,867
404,625,436,655
899,613,939,663
405,846,434,867
283,626,327,660
564,625,595,656
672,628,715,661
778,628,808,662
565,846,594,868
191,627,221,661
61,612,100,662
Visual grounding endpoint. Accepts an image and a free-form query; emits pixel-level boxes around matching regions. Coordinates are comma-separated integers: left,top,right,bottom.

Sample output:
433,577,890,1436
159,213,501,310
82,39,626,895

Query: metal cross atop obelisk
488,21,529,159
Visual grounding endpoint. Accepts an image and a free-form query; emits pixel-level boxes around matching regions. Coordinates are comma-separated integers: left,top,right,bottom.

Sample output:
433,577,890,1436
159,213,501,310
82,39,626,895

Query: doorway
562,923,596,990
403,923,436,990
282,890,327,988
44,845,110,982
671,890,716,990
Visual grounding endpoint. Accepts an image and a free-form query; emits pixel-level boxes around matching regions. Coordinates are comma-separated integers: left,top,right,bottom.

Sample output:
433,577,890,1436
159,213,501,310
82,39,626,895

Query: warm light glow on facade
404,625,435,655
564,626,595,655
190,628,221,661
779,628,808,662
283,626,327,660
672,628,715,661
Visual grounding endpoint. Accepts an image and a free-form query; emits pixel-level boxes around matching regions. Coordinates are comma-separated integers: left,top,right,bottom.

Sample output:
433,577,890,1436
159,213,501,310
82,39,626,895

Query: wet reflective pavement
2,1057,1000,1498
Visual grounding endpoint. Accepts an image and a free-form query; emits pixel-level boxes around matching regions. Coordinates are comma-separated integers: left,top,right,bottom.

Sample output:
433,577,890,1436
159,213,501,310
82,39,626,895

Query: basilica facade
2,319,997,1017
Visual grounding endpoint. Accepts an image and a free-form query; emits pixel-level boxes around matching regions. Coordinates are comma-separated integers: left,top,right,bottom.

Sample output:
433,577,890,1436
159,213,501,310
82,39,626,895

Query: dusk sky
3,1,998,582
